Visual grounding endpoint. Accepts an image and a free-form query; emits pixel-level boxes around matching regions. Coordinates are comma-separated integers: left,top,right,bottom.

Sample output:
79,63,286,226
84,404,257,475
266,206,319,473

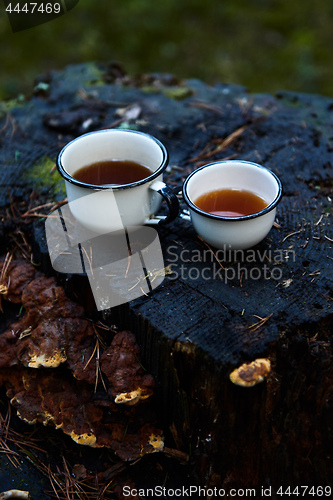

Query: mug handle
148,180,179,224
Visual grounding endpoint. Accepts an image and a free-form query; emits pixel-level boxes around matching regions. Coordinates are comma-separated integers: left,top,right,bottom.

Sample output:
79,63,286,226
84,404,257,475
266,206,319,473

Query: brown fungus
100,331,155,402
0,274,96,383
0,258,40,303
0,258,161,460
229,358,271,387
5,368,163,459
7,369,104,447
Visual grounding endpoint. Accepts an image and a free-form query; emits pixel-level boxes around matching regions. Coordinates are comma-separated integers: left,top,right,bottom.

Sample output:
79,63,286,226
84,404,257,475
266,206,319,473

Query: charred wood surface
0,63,332,492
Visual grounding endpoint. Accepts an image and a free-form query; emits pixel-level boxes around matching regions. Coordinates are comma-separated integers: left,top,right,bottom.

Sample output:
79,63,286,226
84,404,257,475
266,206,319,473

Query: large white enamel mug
57,129,179,234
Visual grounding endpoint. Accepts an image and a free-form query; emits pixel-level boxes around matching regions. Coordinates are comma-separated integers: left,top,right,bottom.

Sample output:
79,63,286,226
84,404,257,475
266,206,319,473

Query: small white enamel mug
182,160,282,250
57,129,179,234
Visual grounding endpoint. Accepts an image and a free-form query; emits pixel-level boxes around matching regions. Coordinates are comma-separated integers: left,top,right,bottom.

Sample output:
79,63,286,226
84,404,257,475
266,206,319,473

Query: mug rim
57,129,169,191
182,160,283,221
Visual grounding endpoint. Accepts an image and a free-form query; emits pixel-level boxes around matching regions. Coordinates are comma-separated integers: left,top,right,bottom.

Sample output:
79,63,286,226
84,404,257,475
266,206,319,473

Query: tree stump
1,63,332,493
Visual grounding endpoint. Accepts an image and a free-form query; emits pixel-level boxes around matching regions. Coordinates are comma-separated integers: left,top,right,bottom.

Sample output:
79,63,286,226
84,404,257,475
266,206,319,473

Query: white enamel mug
57,129,179,234
182,160,282,250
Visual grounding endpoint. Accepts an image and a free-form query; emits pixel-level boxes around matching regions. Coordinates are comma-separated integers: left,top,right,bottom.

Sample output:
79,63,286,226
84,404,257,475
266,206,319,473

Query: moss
0,94,26,118
23,156,66,199
141,84,193,100
64,62,107,88
81,62,107,87
141,85,162,94
162,86,193,100
117,121,138,130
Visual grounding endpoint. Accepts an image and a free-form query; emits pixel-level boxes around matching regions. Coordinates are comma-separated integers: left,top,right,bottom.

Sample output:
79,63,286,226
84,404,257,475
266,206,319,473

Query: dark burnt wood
1,63,332,491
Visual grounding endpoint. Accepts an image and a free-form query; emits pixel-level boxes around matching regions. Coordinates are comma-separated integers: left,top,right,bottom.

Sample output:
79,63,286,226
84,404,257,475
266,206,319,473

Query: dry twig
282,230,302,243
21,199,67,218
197,236,226,271
188,100,224,115
0,113,17,136
248,313,273,332
190,124,248,163
0,252,13,311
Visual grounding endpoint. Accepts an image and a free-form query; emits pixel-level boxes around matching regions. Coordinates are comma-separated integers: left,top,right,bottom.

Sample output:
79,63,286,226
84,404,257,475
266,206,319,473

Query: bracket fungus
0,491,30,500
100,331,155,403
114,387,153,405
0,257,39,304
229,358,271,387
0,258,163,461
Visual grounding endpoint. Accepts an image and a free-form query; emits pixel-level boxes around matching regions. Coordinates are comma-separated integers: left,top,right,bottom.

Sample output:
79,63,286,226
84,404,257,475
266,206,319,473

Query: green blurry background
1,0,333,100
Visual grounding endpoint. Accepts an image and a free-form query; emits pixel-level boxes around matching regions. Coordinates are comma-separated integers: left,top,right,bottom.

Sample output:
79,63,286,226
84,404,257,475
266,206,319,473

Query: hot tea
194,188,268,217
73,160,152,186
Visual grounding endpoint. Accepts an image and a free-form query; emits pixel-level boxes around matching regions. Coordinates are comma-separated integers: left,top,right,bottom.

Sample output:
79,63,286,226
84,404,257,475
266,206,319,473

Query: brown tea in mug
194,188,268,217
73,160,152,186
